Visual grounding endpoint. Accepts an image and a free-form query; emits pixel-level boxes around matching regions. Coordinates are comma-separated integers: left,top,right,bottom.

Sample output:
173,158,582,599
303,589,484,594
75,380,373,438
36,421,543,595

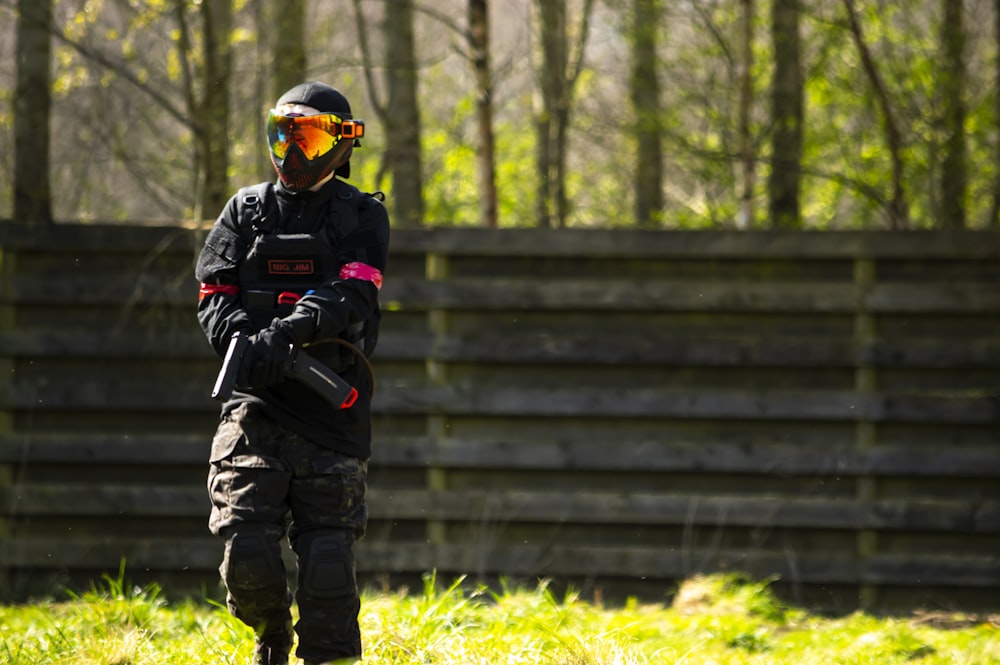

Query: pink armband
339,261,383,290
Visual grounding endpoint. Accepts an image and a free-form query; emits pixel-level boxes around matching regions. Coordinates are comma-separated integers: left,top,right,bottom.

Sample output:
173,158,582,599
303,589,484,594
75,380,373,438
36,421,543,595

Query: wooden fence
0,222,998,613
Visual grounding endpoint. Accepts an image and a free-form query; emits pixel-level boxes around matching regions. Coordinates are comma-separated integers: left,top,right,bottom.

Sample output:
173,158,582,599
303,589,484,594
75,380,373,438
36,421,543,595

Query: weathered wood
382,279,861,312
2,224,999,610
7,277,998,315
4,330,999,369
10,485,997,534
1,434,997,478
2,537,996,588
3,223,1000,258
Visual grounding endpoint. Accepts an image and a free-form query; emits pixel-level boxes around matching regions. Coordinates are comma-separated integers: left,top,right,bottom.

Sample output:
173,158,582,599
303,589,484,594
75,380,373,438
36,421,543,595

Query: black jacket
195,178,390,458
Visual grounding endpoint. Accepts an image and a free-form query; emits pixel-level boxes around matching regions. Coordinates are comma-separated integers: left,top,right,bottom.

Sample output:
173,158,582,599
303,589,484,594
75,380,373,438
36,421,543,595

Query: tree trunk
14,0,53,224
629,0,664,228
534,0,567,228
940,0,966,229
533,0,594,228
256,0,306,181
384,0,425,227
767,0,802,230
993,0,1000,228
737,0,755,229
469,0,498,228
199,0,233,219
842,0,908,229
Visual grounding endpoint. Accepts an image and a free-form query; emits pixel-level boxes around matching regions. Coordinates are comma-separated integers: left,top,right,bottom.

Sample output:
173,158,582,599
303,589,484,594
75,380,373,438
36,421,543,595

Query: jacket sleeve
282,194,390,346
195,195,255,357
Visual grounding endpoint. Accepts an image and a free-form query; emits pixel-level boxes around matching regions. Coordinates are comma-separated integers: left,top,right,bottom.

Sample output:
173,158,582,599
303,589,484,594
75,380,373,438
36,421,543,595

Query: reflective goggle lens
267,111,365,160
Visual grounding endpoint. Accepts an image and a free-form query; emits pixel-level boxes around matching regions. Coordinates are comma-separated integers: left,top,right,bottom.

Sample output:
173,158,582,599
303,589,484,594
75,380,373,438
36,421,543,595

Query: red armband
339,262,383,290
199,282,240,301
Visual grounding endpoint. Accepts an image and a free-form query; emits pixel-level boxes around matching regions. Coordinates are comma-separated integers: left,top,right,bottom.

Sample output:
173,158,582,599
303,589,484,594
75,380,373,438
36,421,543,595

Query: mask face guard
266,110,365,161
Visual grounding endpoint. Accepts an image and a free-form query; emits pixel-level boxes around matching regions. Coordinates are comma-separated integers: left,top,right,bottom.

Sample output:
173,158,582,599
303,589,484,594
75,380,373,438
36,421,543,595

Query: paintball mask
267,82,364,191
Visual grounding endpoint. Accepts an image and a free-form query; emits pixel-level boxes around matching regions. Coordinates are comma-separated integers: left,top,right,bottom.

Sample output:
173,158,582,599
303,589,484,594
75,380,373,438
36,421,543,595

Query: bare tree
994,0,1000,228
842,0,907,229
629,0,664,228
533,0,595,228
767,0,801,230
383,0,425,227
469,0,498,228
197,0,233,219
14,0,52,224
737,0,754,229
254,0,306,181
940,0,966,229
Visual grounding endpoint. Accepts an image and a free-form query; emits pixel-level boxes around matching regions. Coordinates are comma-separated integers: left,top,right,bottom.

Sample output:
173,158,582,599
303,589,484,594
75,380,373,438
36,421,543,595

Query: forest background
1,0,999,232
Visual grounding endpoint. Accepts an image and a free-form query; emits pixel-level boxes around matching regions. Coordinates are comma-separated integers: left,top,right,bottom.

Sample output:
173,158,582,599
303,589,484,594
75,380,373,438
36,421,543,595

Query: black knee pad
297,530,356,599
223,525,285,595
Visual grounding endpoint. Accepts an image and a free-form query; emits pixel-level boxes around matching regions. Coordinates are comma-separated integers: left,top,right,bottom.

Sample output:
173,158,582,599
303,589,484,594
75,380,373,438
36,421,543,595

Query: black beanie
276,81,352,118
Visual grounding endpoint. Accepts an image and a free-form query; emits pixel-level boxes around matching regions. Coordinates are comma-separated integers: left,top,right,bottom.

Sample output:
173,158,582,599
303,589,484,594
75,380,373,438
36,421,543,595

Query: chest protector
236,182,374,371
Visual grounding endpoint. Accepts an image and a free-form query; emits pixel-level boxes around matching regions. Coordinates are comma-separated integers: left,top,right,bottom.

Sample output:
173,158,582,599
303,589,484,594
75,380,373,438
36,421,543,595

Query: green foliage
419,91,542,228
1,570,997,664
4,1,1000,227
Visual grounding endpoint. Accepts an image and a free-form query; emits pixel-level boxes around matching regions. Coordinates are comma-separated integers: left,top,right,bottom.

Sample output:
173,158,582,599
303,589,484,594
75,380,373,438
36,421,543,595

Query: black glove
244,319,294,389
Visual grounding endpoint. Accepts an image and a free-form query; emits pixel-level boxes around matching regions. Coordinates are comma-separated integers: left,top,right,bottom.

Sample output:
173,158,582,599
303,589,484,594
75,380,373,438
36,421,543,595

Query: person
195,81,389,665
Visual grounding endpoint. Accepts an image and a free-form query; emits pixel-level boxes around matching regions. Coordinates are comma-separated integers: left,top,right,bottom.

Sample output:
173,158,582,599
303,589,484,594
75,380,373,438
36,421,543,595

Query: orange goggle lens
267,110,364,160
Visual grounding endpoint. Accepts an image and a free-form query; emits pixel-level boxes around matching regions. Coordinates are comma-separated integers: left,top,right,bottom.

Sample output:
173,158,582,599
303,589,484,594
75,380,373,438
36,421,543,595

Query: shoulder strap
328,179,361,242
328,181,386,259
236,182,278,238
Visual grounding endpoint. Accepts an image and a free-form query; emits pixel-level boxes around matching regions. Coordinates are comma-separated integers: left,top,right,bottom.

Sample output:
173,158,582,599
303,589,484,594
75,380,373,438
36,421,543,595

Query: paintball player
195,81,389,665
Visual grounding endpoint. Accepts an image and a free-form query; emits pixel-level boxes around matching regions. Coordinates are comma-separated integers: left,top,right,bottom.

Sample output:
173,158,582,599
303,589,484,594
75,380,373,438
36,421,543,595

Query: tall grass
0,566,997,664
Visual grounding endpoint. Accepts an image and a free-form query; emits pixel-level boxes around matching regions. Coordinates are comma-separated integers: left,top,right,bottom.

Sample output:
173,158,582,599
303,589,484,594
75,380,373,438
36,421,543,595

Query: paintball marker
212,331,358,409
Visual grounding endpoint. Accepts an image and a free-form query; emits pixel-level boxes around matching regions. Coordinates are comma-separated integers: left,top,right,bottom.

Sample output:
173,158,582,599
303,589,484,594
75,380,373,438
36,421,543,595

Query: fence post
424,250,449,546
853,256,878,610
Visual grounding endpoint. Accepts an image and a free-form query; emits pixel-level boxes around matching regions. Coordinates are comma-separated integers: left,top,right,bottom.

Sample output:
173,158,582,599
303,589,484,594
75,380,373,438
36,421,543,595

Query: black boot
251,621,293,665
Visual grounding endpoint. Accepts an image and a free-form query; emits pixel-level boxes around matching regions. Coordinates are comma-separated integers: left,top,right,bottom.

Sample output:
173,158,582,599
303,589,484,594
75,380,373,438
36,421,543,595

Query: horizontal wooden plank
6,484,210,517
381,279,859,312
0,331,214,358
389,228,1000,259
370,437,1000,478
0,223,201,253
2,274,196,306
0,434,210,464
377,280,998,313
2,434,997,478
5,276,998,319
9,484,996,533
867,283,1000,313
7,273,996,315
5,382,993,424
387,334,1000,369
374,386,1000,424
373,491,1000,532
4,224,1000,259
4,330,1000,370
2,537,997,588
4,275,859,312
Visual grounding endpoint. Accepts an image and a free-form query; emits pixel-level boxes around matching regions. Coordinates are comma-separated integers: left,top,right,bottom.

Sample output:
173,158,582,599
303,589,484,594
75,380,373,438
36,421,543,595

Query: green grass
0,569,997,664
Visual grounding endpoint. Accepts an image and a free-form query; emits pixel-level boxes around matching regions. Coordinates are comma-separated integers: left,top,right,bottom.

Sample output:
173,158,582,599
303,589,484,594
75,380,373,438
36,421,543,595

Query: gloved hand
244,319,294,388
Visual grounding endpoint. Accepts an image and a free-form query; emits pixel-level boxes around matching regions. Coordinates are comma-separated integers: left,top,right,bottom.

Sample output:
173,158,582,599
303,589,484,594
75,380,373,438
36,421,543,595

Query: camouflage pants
207,402,368,662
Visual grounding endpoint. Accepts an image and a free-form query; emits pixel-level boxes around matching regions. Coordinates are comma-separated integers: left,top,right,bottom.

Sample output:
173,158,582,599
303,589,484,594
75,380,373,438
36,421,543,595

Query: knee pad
222,524,285,596
297,530,356,599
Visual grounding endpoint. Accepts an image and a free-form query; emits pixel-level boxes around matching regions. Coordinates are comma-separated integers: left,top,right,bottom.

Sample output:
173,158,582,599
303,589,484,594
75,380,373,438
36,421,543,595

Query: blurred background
1,0,998,230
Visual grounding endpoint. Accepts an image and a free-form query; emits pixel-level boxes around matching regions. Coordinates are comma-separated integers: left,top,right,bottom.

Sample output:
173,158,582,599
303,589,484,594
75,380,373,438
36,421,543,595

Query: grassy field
0,569,997,664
